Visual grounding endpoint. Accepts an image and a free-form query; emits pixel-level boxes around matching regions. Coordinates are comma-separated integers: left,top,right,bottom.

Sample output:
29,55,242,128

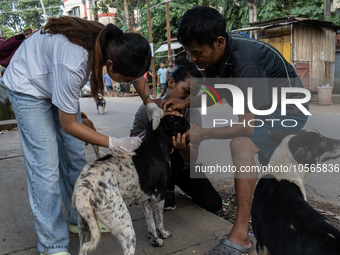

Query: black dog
96,94,107,114
72,115,190,255
251,130,340,255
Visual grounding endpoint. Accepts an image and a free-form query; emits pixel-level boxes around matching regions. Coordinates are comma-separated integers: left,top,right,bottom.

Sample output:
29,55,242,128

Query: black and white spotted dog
72,115,190,255
96,94,107,114
251,130,340,255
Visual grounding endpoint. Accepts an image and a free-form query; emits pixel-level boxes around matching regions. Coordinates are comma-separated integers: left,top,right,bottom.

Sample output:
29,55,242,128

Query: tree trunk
124,0,131,32
324,0,331,21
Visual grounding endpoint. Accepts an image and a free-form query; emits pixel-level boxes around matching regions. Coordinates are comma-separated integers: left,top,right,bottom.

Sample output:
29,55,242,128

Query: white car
80,80,107,97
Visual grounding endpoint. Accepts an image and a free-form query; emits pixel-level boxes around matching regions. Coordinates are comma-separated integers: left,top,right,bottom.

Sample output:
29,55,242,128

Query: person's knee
230,137,247,154
230,137,258,157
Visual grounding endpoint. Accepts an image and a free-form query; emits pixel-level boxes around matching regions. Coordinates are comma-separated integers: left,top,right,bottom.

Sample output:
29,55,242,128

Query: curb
0,119,17,131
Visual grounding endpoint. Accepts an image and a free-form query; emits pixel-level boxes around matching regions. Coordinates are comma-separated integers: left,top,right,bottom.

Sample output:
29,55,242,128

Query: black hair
93,24,151,97
177,6,226,49
106,32,151,78
167,58,202,85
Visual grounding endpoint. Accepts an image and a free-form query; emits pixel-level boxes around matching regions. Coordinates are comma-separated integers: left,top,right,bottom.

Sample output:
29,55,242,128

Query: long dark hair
42,16,151,98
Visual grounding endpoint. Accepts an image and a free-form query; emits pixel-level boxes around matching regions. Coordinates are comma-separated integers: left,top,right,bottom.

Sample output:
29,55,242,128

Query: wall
257,25,292,64
335,52,340,93
293,24,335,91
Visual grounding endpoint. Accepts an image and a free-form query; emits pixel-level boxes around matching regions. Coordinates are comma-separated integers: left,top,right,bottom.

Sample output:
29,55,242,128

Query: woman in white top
3,16,163,255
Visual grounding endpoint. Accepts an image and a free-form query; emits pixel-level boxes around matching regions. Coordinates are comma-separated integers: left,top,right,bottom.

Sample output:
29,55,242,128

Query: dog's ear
293,146,312,164
267,130,290,144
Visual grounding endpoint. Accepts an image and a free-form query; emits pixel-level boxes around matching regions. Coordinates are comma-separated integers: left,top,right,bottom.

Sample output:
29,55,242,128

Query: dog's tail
72,187,102,254
81,111,88,119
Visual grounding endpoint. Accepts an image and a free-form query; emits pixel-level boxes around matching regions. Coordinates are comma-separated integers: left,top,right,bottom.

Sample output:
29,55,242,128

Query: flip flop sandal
205,238,253,255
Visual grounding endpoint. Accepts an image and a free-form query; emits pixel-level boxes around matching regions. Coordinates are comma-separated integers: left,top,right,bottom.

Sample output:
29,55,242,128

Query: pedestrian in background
157,61,167,95
166,59,175,81
103,72,114,97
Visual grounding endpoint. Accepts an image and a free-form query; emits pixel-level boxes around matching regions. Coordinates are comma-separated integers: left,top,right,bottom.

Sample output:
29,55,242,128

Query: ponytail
91,24,123,97
91,25,151,98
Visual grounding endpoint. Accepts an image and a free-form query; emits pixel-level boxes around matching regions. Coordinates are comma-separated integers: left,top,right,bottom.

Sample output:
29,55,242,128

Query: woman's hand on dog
109,136,142,152
146,103,164,130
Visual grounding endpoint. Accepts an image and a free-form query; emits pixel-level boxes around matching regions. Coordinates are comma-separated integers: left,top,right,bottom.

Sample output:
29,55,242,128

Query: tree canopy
102,0,339,47
0,0,338,49
0,0,63,38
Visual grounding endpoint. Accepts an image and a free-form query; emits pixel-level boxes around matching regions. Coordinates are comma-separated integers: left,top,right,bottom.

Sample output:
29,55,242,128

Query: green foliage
0,0,63,35
98,0,339,68
257,0,324,21
222,0,249,31
332,12,340,26
290,0,323,20
257,0,290,21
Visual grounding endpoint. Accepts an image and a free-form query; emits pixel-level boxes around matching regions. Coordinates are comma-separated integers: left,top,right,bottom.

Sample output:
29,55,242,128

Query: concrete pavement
0,98,257,255
1,97,340,255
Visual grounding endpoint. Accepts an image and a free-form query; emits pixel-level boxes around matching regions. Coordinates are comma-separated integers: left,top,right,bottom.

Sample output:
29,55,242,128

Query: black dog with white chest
72,115,190,255
251,130,340,255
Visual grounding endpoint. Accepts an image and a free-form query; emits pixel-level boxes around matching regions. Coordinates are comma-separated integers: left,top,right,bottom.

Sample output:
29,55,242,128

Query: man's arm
190,112,255,144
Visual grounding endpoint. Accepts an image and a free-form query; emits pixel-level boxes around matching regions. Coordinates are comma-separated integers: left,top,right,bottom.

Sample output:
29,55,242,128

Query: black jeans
168,150,222,213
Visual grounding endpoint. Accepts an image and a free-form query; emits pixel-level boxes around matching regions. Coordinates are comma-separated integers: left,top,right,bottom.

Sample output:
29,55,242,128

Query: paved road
0,94,338,254
1,94,249,255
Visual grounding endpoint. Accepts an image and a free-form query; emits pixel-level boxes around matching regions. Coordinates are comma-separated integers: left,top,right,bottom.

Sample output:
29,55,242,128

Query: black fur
132,115,190,199
72,115,190,254
252,175,340,255
252,131,340,255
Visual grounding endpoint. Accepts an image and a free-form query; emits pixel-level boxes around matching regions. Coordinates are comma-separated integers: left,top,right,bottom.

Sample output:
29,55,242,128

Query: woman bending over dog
3,16,163,255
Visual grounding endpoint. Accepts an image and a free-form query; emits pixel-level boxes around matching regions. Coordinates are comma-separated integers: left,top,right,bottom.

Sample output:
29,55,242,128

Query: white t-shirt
4,31,90,114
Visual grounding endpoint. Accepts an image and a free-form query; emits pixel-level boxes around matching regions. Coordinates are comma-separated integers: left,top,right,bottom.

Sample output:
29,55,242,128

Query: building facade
63,0,116,25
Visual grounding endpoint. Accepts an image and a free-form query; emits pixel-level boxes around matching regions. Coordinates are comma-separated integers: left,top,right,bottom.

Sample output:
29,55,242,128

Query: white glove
109,136,142,152
146,102,164,130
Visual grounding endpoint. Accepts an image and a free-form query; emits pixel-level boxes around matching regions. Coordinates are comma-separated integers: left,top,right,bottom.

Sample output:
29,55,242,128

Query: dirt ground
210,178,340,232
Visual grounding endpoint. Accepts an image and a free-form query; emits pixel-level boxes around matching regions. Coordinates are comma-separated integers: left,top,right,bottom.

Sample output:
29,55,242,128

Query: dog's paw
158,230,171,239
151,237,164,247
145,232,152,240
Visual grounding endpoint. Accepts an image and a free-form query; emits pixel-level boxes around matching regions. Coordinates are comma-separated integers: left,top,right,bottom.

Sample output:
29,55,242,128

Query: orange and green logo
198,82,223,106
